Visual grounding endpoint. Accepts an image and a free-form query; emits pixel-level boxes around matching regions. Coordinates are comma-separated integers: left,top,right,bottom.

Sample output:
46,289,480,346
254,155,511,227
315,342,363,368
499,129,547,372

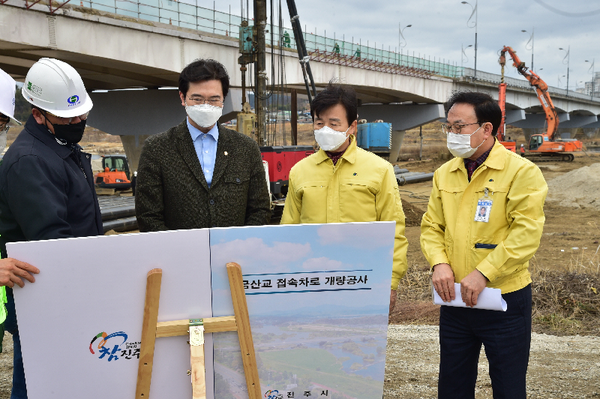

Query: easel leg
189,320,206,399
190,336,206,398
227,262,262,399
136,268,162,398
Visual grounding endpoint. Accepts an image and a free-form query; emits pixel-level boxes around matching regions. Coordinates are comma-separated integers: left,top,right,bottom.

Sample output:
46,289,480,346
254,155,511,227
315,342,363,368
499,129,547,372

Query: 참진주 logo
264,390,283,399
89,330,141,363
67,94,80,106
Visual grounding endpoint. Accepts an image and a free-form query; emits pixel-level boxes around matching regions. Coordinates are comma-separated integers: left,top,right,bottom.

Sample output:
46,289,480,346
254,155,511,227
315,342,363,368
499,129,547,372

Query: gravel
1,327,599,398
384,325,600,399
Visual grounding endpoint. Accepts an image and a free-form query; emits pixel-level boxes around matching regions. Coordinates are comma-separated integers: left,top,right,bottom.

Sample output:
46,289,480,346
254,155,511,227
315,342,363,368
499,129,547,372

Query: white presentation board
8,222,394,399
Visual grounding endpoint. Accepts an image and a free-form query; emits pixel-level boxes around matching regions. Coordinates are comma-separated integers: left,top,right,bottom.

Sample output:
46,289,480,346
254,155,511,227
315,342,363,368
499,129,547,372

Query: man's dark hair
178,59,230,99
311,83,357,126
445,91,502,136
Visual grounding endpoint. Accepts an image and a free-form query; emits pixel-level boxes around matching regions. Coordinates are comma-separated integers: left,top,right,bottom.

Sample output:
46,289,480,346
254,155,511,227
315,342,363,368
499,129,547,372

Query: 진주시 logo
67,95,80,106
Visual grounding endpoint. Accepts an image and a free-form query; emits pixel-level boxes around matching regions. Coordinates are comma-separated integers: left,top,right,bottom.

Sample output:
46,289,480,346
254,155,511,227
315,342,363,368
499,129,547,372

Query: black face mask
40,109,87,144
52,119,87,144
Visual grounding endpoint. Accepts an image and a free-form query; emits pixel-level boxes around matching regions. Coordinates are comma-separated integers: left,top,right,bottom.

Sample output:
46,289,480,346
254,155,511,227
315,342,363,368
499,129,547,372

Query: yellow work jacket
420,140,548,293
281,136,408,290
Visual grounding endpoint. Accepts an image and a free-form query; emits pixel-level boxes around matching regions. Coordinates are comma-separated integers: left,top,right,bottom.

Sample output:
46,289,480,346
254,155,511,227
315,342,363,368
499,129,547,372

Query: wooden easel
135,262,261,399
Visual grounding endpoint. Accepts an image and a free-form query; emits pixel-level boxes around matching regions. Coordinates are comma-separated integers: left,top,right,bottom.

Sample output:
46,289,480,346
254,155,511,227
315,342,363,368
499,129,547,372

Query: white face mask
446,125,486,158
185,103,223,128
314,125,350,152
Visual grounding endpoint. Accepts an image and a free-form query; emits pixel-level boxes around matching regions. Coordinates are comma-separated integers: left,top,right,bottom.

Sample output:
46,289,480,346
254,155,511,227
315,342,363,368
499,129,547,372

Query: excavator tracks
524,153,575,162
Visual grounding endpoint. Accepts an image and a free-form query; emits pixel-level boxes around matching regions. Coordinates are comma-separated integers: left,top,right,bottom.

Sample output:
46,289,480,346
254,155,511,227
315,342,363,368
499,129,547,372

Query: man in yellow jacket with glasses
281,83,408,312
421,91,547,399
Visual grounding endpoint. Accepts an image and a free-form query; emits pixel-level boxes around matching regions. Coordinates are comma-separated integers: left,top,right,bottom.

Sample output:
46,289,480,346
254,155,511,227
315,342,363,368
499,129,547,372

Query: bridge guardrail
462,68,600,100
12,0,600,97
42,0,465,79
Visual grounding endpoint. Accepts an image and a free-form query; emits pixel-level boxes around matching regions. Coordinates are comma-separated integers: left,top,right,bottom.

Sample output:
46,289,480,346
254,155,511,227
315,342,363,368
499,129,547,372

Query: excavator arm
499,46,559,141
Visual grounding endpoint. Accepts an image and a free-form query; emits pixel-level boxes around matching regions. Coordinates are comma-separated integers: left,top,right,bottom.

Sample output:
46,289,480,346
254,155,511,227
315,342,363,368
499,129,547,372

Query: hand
389,289,397,314
432,263,455,302
0,258,40,288
460,270,487,307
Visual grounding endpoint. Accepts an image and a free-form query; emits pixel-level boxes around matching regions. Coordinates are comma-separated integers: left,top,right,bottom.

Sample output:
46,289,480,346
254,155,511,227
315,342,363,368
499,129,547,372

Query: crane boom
498,46,583,161
499,46,558,141
285,0,317,105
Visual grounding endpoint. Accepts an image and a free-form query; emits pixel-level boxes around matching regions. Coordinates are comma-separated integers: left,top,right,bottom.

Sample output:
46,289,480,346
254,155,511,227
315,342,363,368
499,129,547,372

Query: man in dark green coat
135,59,271,231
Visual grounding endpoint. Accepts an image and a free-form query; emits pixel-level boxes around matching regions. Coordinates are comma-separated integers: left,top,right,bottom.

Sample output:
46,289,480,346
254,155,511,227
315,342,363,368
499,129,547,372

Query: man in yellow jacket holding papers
420,91,547,399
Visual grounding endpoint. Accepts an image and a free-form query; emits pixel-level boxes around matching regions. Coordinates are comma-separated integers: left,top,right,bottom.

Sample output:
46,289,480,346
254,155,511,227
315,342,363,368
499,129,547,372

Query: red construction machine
498,46,583,161
496,73,516,153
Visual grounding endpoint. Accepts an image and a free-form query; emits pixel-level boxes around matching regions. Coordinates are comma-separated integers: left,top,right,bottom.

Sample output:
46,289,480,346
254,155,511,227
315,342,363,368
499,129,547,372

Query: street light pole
559,46,570,96
461,43,473,67
586,59,595,99
398,23,412,48
522,28,534,71
462,0,477,80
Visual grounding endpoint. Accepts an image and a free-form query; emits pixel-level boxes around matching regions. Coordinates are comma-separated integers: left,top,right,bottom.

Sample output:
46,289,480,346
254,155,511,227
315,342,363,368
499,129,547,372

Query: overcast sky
214,0,600,92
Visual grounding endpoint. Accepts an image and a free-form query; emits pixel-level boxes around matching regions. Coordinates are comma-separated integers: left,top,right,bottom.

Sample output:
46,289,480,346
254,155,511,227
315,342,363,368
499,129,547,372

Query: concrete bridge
2,0,599,167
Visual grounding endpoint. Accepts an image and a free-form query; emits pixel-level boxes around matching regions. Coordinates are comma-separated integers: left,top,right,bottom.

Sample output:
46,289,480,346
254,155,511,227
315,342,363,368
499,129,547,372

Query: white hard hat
0,68,21,126
21,58,93,118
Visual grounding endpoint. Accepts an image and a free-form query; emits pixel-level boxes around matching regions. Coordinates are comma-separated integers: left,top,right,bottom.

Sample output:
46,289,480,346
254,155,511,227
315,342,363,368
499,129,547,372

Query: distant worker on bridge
420,91,548,399
283,31,291,48
0,59,102,399
280,83,409,313
135,59,271,231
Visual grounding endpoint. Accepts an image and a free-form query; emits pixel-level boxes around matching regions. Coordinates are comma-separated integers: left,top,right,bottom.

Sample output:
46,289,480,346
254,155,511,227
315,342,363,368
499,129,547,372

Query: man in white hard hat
0,69,41,272
0,59,103,399
0,69,22,152
0,68,40,364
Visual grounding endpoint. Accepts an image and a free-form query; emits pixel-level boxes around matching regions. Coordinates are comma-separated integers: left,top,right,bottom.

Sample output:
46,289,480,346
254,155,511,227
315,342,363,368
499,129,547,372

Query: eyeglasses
441,122,482,134
187,96,223,106
45,111,89,125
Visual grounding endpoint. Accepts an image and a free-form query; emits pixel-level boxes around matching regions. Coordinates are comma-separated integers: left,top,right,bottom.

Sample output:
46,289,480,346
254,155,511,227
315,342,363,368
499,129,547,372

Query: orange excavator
94,154,132,190
498,46,583,161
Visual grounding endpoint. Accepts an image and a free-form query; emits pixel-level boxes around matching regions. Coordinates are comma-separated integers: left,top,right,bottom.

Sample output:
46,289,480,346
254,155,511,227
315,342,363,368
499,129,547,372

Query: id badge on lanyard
475,187,492,223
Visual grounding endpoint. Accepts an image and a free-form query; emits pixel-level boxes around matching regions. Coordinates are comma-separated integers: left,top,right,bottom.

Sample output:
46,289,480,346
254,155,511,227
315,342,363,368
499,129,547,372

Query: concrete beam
89,88,243,171
88,89,185,137
580,119,600,129
557,115,598,128
510,112,569,129
357,104,445,130
88,88,243,136
506,109,526,124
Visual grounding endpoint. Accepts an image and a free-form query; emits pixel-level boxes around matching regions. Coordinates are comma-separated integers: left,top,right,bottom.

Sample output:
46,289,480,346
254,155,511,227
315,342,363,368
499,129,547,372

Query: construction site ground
1,124,599,397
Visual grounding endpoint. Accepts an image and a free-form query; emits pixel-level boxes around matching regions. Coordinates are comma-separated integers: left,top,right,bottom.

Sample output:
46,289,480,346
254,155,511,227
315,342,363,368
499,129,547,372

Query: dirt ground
1,126,599,397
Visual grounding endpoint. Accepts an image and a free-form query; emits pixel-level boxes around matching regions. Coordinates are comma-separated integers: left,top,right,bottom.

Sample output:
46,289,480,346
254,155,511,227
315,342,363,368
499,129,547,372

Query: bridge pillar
389,130,406,163
119,135,152,175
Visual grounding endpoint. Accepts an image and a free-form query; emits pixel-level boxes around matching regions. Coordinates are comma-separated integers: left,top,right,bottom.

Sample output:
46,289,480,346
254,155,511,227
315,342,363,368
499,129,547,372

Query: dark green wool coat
135,121,271,231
